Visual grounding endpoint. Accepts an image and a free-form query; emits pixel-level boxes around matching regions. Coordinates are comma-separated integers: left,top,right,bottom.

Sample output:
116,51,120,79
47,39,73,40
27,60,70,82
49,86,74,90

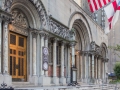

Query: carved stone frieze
29,0,48,28
49,18,70,39
11,10,28,28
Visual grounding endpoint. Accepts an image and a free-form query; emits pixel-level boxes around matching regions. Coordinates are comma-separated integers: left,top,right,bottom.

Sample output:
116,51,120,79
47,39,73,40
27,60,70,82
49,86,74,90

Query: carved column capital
31,30,38,38
44,33,49,40
39,32,45,38
69,41,76,47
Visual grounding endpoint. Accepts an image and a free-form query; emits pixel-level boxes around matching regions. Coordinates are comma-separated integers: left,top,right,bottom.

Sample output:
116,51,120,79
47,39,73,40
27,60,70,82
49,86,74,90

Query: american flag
88,0,111,13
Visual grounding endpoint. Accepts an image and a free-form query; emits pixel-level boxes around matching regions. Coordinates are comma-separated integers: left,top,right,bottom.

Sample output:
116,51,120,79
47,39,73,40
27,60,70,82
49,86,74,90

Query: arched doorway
72,19,90,82
9,9,28,81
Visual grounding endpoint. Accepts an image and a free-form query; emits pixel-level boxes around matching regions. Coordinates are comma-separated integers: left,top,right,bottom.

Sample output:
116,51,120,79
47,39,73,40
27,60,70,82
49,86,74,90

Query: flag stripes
88,0,111,12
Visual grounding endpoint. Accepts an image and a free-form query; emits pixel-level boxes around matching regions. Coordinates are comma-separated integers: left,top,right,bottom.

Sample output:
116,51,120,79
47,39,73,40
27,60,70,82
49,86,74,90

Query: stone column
102,60,105,81
0,19,2,74
3,22,9,74
31,32,38,85
80,53,84,82
67,45,71,83
2,21,12,86
98,57,101,83
60,41,65,84
53,38,58,84
39,33,44,76
91,54,95,83
71,42,76,67
95,57,98,84
44,34,48,76
32,32,37,76
88,55,91,83
85,53,89,83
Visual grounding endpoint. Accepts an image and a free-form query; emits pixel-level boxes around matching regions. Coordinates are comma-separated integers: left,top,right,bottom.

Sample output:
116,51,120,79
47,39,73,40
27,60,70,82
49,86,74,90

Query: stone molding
29,0,48,29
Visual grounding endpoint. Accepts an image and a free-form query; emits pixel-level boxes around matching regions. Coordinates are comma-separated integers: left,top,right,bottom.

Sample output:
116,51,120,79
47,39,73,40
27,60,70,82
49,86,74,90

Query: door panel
9,32,27,81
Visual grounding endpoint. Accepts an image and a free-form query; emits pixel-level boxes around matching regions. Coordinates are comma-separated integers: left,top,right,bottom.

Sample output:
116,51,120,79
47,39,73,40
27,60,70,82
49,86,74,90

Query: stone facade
0,0,108,87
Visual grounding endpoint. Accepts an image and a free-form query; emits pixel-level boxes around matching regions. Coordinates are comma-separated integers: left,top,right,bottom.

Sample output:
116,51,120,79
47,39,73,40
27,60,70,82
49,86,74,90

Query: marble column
67,45,71,83
3,21,9,74
98,58,101,80
71,43,76,67
40,33,45,76
95,57,98,79
32,32,37,76
85,53,89,83
102,60,105,80
53,38,58,84
91,54,95,82
88,55,91,82
60,41,65,84
31,32,38,85
80,53,84,81
77,52,80,81
0,19,2,74
44,34,48,76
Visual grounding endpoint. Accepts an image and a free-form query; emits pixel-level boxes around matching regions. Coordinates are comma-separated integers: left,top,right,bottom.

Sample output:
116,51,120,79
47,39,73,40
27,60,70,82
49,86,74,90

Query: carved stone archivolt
29,0,48,28
11,10,28,28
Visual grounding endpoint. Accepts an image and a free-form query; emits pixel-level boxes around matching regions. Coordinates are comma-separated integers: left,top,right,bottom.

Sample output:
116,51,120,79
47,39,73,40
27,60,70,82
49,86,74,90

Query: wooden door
9,32,27,81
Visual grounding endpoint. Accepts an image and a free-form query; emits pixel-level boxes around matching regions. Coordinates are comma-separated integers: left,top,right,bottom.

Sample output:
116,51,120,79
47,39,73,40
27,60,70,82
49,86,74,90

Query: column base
60,77,66,85
39,75,51,86
0,74,12,86
67,77,70,84
30,75,38,86
52,76,59,85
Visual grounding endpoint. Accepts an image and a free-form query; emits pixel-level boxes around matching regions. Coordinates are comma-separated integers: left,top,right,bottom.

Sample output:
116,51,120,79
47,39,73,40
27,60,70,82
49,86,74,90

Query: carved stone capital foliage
29,0,48,28
31,30,38,38
44,33,49,40
39,32,46,38
0,12,12,22
69,41,76,47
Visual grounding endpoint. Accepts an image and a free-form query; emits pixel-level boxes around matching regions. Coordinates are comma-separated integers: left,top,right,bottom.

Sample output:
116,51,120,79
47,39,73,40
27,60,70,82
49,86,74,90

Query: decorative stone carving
11,10,28,28
49,19,70,39
29,0,48,28
69,28,76,41
1,0,13,12
90,41,95,51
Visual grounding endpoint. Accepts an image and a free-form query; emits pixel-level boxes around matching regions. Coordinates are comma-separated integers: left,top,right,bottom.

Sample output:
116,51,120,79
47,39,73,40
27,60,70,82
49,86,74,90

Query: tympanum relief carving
9,10,28,36
11,10,28,28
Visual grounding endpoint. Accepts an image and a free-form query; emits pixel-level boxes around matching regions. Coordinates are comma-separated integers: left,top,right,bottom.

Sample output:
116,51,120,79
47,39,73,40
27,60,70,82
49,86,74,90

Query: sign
42,47,49,70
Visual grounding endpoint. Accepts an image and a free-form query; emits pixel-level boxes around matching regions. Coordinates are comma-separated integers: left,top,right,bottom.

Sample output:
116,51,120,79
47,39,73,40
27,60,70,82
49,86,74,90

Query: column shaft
0,19,2,73
71,46,75,67
44,36,48,76
3,22,9,74
67,46,70,83
53,40,57,77
96,58,98,79
40,34,44,76
32,34,37,75
92,54,94,79
61,43,64,77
